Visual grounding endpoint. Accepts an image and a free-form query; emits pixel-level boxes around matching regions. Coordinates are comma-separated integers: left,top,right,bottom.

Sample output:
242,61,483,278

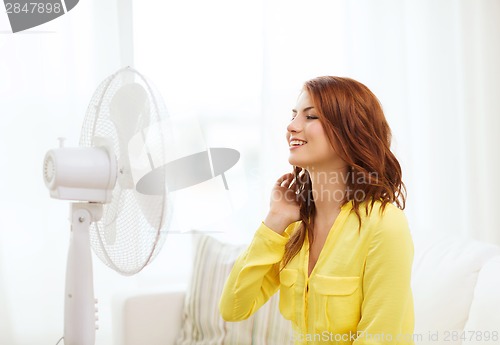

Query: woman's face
286,90,344,171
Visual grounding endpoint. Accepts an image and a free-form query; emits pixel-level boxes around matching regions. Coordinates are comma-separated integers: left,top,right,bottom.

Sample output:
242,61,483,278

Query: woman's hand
263,173,301,234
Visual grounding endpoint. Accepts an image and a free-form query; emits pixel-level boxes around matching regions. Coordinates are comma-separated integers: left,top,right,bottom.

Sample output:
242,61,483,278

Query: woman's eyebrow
292,106,315,114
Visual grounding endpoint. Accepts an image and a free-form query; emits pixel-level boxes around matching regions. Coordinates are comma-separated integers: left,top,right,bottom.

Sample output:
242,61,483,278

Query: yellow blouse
219,200,415,344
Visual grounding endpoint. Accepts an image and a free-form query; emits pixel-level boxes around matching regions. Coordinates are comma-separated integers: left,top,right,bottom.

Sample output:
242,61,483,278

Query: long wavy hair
281,76,406,268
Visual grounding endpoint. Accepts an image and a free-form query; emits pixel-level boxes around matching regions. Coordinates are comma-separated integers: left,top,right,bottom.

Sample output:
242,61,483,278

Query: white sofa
112,231,500,345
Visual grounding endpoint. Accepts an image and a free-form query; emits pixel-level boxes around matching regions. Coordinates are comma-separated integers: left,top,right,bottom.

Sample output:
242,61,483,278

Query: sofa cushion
411,231,500,344
174,233,293,345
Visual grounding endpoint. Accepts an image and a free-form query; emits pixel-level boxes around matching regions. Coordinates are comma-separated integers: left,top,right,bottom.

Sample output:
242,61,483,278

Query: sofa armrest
464,256,500,331
112,287,186,345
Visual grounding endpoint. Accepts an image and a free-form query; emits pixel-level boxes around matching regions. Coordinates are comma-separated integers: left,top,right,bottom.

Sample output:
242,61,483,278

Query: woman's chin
288,157,306,168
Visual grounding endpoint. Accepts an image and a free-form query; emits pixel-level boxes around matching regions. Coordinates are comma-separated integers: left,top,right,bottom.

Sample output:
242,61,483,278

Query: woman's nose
287,115,303,133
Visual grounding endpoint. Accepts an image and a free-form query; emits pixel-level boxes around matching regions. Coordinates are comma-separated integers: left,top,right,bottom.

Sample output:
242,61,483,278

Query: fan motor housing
43,147,117,203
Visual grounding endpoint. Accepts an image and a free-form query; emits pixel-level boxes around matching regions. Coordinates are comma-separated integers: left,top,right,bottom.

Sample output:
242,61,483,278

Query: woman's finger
275,173,294,186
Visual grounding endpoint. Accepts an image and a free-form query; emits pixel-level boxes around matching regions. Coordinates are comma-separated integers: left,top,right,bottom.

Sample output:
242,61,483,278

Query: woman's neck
307,165,349,225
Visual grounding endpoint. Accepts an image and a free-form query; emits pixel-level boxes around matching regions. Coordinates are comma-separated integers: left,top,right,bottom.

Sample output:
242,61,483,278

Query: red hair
282,76,406,268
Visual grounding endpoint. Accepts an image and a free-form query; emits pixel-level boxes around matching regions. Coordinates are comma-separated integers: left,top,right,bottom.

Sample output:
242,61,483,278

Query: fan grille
79,67,173,275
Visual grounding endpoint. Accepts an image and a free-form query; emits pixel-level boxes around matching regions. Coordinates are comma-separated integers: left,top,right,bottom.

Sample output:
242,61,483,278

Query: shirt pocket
311,274,361,332
279,268,298,321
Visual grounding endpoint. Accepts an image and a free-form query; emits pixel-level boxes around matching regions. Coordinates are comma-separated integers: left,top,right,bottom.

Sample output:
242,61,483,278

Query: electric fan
43,66,173,345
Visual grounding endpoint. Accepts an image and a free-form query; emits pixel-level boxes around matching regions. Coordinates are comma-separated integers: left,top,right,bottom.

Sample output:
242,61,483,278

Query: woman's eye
290,114,318,121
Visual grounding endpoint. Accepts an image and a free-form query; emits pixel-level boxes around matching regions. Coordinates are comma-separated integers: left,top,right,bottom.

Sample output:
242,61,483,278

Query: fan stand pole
64,203,102,345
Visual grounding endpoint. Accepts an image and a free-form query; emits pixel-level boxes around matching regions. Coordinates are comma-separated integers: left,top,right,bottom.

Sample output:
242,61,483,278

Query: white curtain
133,0,500,245
260,0,500,245
0,0,133,343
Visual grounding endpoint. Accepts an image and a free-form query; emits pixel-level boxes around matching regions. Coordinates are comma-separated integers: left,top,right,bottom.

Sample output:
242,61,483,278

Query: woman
219,76,414,344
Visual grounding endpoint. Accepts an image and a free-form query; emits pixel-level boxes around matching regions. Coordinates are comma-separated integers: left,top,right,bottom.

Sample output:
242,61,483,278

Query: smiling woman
219,76,414,345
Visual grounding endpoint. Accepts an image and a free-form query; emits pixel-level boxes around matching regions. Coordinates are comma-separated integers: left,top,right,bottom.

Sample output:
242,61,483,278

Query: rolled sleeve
219,221,295,321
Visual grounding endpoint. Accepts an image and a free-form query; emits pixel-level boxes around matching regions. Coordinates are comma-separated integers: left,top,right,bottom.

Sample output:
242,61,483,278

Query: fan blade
102,188,121,246
136,148,240,194
109,82,149,190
